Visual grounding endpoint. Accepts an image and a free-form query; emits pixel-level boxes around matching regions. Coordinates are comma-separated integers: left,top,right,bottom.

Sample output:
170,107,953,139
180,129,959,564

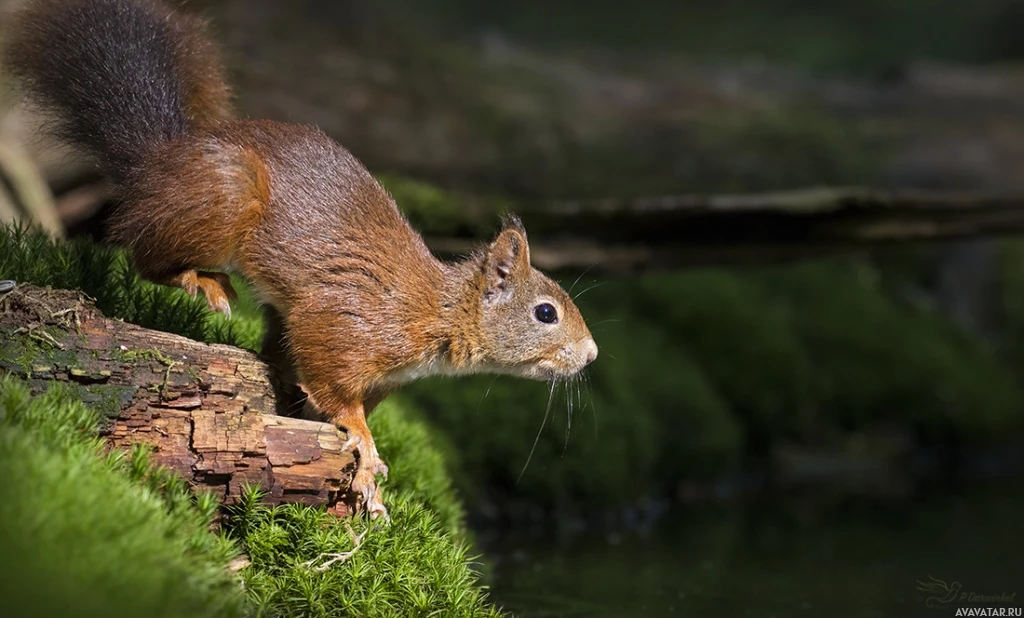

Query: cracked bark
0,284,357,517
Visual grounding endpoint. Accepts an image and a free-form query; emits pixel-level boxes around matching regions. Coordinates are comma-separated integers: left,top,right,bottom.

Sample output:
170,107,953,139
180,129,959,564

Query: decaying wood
0,284,357,516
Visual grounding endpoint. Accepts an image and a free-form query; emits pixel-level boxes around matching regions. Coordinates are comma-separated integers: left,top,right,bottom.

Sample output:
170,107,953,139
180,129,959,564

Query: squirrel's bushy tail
4,0,231,182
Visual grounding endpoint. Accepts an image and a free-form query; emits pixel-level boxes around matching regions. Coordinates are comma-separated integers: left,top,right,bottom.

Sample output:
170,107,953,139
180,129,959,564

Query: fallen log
423,187,1024,273
0,284,357,516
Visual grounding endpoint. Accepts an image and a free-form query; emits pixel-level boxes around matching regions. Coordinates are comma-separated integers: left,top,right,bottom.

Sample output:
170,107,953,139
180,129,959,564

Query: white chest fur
380,357,498,388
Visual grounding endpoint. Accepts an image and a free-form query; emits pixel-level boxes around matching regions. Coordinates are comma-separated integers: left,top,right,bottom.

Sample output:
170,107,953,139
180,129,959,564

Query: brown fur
6,0,598,519
168,11,234,125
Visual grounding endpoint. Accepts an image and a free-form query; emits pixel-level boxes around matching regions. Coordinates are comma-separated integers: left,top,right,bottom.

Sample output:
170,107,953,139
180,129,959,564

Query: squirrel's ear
483,222,530,304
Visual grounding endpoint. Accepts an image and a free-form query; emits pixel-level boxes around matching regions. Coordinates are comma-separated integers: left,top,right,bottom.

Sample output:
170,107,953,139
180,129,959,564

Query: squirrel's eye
534,303,558,324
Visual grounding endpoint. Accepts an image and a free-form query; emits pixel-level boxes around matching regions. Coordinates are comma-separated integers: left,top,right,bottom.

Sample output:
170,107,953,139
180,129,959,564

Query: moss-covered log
0,283,358,516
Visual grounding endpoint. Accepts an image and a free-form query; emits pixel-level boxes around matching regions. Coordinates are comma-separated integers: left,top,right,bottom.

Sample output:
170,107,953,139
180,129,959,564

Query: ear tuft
482,219,531,304
500,213,527,236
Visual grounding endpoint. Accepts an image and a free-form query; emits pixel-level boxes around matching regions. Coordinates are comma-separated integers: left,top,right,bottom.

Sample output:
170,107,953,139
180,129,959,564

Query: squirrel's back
4,0,231,182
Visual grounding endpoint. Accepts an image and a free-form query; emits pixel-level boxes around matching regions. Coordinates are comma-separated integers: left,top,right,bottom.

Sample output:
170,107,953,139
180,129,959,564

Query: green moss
0,224,264,351
753,259,1023,439
637,271,814,442
118,347,178,365
82,383,139,421
0,336,36,377
232,401,501,617
235,495,502,618
370,399,466,533
0,377,246,618
0,375,505,618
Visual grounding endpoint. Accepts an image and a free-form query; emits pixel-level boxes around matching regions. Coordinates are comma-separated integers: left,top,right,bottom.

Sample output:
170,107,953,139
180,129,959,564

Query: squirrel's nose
581,338,598,365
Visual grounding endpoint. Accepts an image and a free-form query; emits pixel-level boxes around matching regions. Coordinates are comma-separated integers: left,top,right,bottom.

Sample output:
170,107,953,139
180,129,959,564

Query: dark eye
534,303,558,324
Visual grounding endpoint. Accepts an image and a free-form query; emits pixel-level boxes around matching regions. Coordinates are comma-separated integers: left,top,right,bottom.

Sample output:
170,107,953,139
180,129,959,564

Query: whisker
567,265,594,295
584,371,599,441
519,379,558,483
562,377,574,456
577,377,584,442
476,375,500,415
573,281,607,301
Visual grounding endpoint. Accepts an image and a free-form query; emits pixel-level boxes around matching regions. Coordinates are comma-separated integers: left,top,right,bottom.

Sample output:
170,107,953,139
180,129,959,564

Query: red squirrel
4,0,598,518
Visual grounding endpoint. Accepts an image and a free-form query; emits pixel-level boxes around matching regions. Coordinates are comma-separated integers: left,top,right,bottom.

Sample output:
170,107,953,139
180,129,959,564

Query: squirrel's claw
373,460,389,482
341,434,362,453
352,466,390,522
206,296,232,319
195,271,236,319
342,434,390,521
168,269,236,318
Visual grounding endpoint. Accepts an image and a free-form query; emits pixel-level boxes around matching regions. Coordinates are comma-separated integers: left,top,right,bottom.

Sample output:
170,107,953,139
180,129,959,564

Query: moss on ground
237,493,501,617
0,378,504,618
232,401,502,617
0,377,246,618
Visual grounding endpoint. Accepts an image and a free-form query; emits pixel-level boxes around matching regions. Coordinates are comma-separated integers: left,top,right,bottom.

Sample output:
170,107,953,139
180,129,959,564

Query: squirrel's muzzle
581,338,598,366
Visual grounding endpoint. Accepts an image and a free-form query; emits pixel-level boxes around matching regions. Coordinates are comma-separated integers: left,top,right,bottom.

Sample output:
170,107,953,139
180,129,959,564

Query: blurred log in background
5,0,1024,269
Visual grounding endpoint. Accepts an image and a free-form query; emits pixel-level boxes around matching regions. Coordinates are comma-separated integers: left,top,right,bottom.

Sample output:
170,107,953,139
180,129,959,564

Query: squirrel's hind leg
108,134,266,318
165,269,238,317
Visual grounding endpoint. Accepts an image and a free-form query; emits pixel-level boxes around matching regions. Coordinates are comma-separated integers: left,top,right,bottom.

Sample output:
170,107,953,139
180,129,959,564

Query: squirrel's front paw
343,435,390,521
351,467,389,521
